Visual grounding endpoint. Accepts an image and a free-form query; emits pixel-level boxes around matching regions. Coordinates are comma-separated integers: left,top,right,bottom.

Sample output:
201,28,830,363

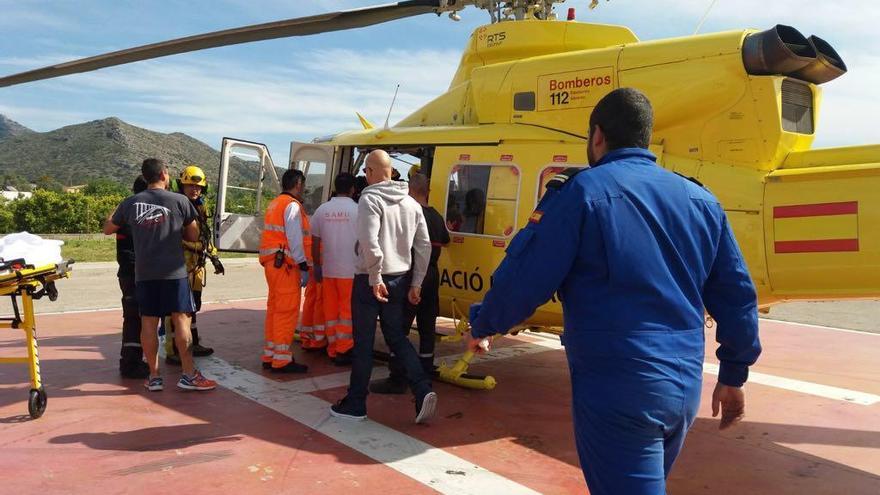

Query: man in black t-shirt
372,173,451,394
117,176,149,379
104,158,217,393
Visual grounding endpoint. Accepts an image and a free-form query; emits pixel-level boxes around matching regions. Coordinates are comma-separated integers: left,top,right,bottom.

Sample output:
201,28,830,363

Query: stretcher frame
0,259,73,419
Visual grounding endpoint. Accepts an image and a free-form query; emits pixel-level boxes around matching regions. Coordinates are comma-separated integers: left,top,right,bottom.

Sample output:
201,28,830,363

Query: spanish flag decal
773,201,859,253
529,210,544,224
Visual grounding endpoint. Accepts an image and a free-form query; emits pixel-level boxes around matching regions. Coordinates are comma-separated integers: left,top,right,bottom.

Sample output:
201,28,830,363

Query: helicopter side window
536,165,587,203
445,164,519,238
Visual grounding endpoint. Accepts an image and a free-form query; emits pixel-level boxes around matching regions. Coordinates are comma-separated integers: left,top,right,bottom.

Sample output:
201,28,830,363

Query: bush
0,190,124,234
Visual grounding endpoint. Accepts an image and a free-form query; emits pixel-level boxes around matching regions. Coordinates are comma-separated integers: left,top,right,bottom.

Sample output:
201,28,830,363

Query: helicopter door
289,142,335,215
214,138,281,253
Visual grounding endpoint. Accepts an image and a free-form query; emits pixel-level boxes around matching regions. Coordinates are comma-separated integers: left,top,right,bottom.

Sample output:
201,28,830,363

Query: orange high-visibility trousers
299,272,326,350
263,263,303,368
322,277,354,357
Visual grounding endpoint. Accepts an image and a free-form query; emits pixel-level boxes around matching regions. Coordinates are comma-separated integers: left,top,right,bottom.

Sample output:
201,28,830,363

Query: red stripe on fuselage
773,201,858,218
774,238,859,253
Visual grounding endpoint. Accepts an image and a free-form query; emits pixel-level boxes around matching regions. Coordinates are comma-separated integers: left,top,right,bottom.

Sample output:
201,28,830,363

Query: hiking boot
270,362,309,374
415,391,438,424
332,351,353,367
120,359,150,379
177,370,217,391
369,377,407,395
192,343,214,357
165,354,182,366
144,376,163,392
330,396,367,421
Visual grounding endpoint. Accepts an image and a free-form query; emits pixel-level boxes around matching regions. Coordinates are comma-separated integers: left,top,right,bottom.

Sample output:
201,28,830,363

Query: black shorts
136,278,196,317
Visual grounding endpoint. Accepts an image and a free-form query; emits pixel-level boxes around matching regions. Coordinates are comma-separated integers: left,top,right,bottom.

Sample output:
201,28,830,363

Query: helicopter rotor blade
0,0,446,88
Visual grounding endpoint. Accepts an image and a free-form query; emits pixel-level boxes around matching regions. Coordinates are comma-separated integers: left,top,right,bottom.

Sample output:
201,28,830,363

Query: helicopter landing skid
435,312,497,390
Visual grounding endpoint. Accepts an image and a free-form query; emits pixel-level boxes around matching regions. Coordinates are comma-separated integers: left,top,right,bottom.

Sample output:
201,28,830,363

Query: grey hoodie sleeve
410,207,431,288
358,196,385,286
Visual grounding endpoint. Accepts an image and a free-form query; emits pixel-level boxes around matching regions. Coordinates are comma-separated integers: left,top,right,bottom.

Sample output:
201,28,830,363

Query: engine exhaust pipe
742,24,816,76
790,35,847,84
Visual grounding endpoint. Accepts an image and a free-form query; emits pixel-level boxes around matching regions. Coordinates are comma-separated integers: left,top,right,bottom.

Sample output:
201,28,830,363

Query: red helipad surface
0,299,878,494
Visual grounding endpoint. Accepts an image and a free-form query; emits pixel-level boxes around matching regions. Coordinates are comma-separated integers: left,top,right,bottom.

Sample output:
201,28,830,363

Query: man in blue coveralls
468,88,762,494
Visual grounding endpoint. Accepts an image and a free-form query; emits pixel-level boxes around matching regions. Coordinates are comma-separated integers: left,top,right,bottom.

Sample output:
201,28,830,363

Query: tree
0,198,14,233
83,178,129,197
34,175,63,193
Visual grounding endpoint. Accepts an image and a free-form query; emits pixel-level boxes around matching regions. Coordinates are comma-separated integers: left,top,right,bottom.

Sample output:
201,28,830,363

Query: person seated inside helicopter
460,188,486,234
353,175,368,203
446,199,463,232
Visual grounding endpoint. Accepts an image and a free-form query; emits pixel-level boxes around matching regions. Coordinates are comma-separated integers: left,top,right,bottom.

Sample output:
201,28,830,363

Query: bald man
331,150,437,424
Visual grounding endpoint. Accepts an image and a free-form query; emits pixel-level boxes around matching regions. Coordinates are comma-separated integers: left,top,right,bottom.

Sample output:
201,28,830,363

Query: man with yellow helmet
165,165,225,364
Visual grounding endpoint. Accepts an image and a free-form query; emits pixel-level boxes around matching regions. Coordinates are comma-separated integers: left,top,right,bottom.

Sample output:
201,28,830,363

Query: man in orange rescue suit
311,173,358,366
259,169,310,373
298,254,325,352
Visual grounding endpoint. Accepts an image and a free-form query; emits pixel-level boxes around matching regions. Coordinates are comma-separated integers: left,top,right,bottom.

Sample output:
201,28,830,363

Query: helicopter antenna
383,84,400,130
693,0,720,35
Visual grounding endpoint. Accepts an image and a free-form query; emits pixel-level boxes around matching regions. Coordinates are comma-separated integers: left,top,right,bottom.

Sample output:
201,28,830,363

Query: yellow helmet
179,165,207,187
407,163,422,180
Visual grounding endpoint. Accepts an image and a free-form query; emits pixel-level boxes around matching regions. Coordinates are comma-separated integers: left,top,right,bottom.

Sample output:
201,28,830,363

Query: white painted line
760,317,879,337
702,362,880,406
199,357,542,495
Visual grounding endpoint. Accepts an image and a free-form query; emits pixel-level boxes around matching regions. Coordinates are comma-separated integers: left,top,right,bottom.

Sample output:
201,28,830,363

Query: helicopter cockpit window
445,164,519,238
293,160,327,215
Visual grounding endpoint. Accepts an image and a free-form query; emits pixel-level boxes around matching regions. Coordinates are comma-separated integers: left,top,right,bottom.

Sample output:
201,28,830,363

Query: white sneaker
415,391,438,424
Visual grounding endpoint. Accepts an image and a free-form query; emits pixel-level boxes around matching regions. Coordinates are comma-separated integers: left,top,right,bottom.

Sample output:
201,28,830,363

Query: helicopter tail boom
764,144,880,301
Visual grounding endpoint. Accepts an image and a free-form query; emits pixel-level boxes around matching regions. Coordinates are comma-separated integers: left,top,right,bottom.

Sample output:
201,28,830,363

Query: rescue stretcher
0,259,74,419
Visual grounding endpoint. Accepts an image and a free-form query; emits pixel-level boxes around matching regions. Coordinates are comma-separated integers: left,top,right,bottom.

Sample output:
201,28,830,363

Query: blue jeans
347,274,431,407
569,354,703,495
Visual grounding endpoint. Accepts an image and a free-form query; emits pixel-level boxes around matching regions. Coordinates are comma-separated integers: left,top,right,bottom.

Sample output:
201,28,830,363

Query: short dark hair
141,158,167,184
588,88,653,150
282,169,305,191
132,175,148,194
334,173,355,195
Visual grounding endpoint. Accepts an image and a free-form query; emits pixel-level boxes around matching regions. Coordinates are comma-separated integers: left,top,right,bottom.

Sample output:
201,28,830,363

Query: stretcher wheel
28,387,47,419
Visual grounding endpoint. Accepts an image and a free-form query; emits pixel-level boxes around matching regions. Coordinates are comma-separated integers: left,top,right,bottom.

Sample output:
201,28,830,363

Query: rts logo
486,32,507,47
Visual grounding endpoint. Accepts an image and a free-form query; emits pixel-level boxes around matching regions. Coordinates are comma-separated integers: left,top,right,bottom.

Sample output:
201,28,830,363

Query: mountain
0,114,35,141
0,116,253,188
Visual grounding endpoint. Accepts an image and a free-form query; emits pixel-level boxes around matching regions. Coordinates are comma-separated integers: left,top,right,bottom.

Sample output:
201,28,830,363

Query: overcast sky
1,0,877,167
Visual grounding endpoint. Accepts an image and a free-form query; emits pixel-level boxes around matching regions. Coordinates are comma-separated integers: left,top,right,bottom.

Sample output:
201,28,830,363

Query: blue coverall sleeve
703,212,762,387
470,185,584,338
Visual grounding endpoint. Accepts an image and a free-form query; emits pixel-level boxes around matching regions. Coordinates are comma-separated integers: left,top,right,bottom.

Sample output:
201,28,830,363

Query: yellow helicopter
3,0,877,389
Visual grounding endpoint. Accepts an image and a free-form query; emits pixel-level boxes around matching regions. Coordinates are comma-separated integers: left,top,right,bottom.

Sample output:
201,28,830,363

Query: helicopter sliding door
214,138,281,253
289,142,335,215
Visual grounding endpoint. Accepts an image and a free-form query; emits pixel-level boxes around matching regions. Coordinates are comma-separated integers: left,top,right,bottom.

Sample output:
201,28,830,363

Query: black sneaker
369,377,407,395
330,397,366,421
270,362,309,374
192,343,214,357
165,354,182,366
332,352,353,367
261,361,272,370
415,391,438,424
120,359,150,379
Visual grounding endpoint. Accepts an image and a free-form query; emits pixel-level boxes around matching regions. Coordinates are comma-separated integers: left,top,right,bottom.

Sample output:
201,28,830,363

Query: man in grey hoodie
330,150,438,424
